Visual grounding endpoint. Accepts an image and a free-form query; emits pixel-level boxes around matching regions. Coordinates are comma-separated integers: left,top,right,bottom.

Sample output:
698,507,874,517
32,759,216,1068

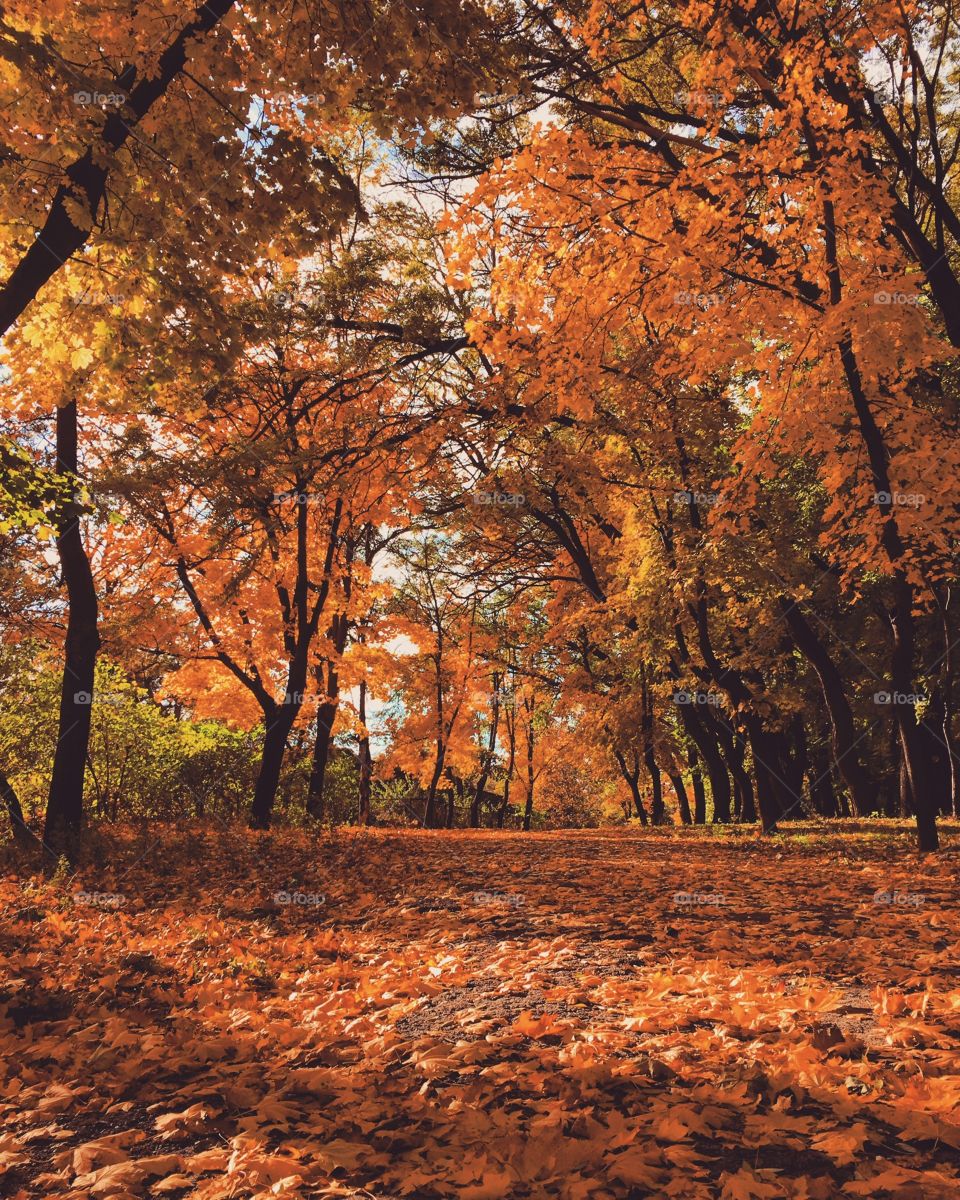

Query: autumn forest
1,2,960,1198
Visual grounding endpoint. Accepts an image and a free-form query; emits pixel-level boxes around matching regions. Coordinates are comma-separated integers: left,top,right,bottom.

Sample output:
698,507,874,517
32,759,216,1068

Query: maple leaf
719,1167,787,1199
152,1174,194,1193
512,1011,568,1038
606,1146,665,1187
811,1123,871,1166
653,1113,692,1141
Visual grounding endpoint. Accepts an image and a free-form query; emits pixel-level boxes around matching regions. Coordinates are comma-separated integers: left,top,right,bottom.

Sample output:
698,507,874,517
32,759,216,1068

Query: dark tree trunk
307,611,350,821
919,688,951,815
898,742,912,817
787,717,811,818
306,694,337,821
447,777,463,829
732,732,756,823
763,726,803,821
809,732,840,816
778,599,875,816
249,704,297,830
646,747,664,824
837,321,940,848
887,578,939,849
744,719,785,832
2,770,37,853
933,587,959,816
878,719,900,817
689,591,792,832
357,679,372,825
470,677,501,828
716,722,754,823
669,772,692,825
640,674,664,823
497,775,511,828
630,777,649,824
613,748,648,825
423,748,447,829
44,400,101,861
688,749,707,824
498,701,517,829
522,711,535,831
679,706,730,823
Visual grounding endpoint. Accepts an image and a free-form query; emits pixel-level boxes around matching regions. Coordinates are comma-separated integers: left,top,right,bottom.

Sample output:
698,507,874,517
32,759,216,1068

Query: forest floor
1,823,959,1200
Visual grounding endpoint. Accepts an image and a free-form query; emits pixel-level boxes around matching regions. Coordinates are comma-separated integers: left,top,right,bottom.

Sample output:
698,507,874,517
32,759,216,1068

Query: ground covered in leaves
1,824,959,1200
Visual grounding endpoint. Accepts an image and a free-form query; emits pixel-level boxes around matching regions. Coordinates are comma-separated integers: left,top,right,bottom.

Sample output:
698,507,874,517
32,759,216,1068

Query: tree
449,0,960,848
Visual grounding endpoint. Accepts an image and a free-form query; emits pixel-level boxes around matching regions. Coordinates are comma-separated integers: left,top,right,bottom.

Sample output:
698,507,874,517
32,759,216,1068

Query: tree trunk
689,593,788,830
423,746,447,829
681,707,730,823
497,775,511,828
249,704,296,829
1,769,37,853
470,679,501,828
646,747,664,824
838,324,940,848
688,749,707,824
498,701,517,829
919,688,951,814
932,585,958,816
741,717,788,832
307,610,350,820
522,712,535,831
613,748,648,825
44,399,100,861
778,599,875,815
809,732,840,816
898,744,912,817
640,673,664,823
669,772,692,825
306,692,337,820
716,722,754,823
887,578,939,849
357,679,372,825
791,718,811,811
447,777,462,829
